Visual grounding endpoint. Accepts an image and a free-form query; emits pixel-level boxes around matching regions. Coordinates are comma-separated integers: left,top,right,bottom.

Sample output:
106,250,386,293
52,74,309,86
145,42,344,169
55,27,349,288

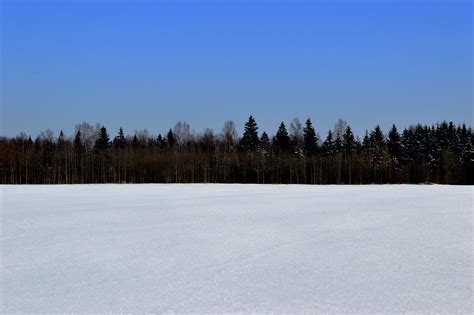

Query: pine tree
273,122,290,153
303,118,318,155
240,115,260,152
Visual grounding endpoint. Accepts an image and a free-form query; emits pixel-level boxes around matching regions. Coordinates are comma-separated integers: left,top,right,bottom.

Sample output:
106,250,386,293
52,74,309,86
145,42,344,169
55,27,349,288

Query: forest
0,117,472,185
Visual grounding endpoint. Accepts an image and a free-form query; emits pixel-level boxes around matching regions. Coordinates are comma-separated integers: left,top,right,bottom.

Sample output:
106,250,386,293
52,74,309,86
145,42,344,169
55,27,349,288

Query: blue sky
1,0,472,138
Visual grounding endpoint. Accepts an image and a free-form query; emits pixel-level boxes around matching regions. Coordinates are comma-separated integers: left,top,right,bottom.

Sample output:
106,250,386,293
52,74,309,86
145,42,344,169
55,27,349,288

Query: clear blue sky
2,0,472,138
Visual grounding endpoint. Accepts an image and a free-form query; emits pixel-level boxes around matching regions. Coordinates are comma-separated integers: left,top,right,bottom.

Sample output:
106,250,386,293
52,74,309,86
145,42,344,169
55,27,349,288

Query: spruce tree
240,115,260,152
157,134,166,149
113,127,126,149
95,126,110,151
74,130,83,155
436,121,450,149
303,118,318,155
73,130,84,182
413,124,428,163
370,125,386,155
273,122,290,153
361,130,370,154
132,135,140,150
387,124,401,163
401,128,415,164
166,129,176,149
57,130,66,151
260,132,271,154
342,126,356,154
322,130,335,155
92,126,110,182
367,125,387,182
457,124,473,165
370,125,386,148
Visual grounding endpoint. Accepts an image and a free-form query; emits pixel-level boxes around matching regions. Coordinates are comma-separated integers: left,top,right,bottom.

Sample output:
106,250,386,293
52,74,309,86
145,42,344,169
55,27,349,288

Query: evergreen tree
74,130,83,156
73,130,84,182
157,134,166,149
303,118,318,155
260,132,271,154
95,126,110,151
436,121,450,149
354,136,362,152
240,115,260,152
369,125,387,182
370,125,386,148
199,129,216,153
342,126,356,154
447,122,457,147
425,125,439,167
412,124,429,163
113,127,126,149
457,124,473,165
387,124,401,163
93,126,110,182
132,135,140,150
401,128,415,164
273,122,290,153
166,129,176,149
322,130,335,155
361,130,370,154
57,130,65,147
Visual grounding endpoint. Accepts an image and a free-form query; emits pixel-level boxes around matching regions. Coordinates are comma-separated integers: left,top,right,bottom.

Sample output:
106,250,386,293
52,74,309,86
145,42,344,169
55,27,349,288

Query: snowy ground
1,185,472,313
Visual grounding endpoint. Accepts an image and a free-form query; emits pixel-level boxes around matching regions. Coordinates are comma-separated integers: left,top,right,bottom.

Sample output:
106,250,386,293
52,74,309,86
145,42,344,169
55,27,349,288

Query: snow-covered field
1,185,472,313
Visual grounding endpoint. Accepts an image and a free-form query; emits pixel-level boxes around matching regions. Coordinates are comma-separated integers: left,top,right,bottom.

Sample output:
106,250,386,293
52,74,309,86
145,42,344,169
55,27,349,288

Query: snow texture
1,185,472,313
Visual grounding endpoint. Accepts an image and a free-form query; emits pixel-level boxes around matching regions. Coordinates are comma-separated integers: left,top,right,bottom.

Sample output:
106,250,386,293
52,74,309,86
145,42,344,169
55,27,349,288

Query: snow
1,184,472,313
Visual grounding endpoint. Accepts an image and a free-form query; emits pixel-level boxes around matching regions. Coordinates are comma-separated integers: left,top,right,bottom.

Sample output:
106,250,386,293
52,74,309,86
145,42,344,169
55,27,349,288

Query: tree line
1,117,472,184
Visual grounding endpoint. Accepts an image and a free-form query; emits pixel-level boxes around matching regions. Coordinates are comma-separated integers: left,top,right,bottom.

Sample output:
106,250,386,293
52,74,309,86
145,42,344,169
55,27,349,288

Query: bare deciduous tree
221,120,238,152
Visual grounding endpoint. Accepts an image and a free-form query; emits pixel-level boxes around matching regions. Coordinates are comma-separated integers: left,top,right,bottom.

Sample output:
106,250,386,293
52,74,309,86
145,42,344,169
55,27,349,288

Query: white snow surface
1,184,472,313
